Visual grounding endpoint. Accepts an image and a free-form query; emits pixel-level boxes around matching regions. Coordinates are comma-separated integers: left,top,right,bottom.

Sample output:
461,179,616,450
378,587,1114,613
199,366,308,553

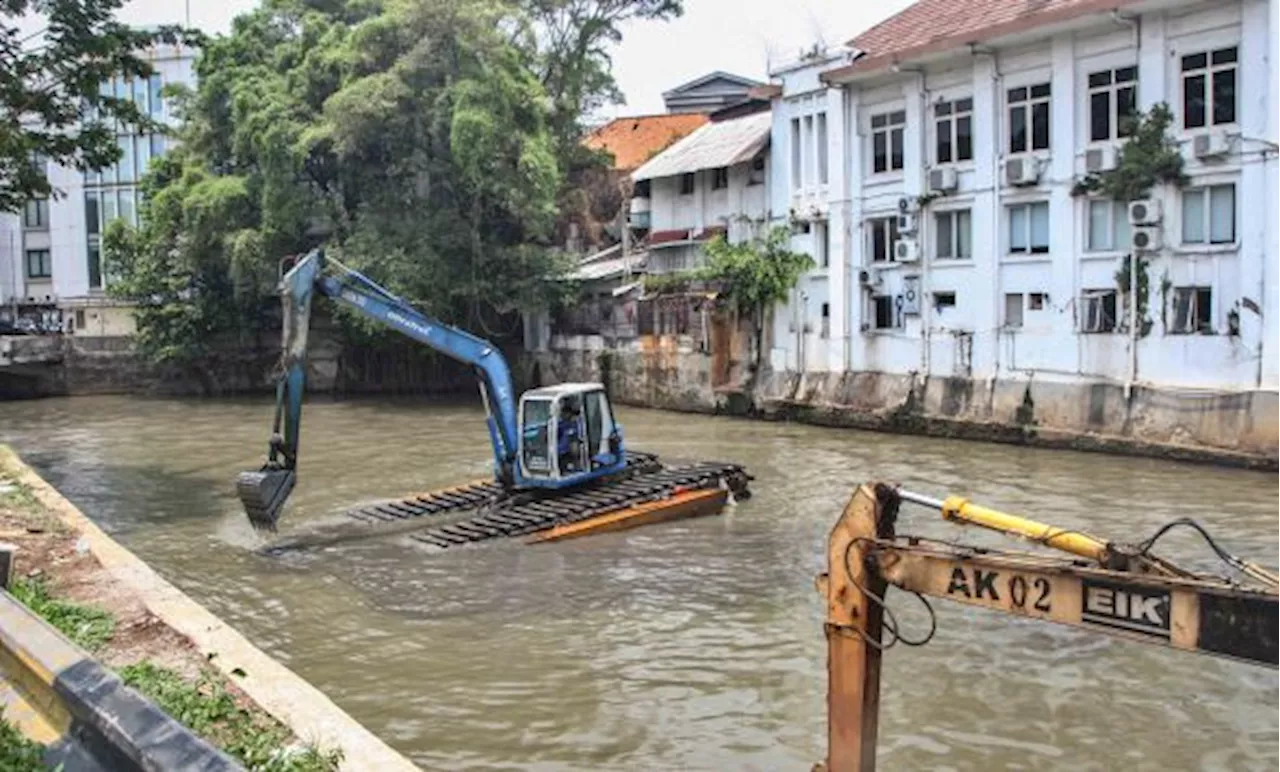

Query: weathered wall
527,341,1278,470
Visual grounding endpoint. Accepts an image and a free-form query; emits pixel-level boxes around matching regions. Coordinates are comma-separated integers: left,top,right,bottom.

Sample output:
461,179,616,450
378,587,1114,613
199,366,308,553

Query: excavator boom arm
238,249,520,530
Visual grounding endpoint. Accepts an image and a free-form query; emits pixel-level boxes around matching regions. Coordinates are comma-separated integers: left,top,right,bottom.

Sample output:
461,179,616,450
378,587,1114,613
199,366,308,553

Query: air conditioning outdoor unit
929,167,958,193
1004,156,1041,186
1131,225,1162,252
1193,131,1230,159
897,212,918,235
858,268,881,287
1085,146,1116,172
897,196,918,214
894,238,920,263
1128,198,1162,225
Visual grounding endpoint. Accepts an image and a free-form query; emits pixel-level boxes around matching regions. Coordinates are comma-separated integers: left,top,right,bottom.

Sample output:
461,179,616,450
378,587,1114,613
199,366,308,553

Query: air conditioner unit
1193,131,1230,159
929,167,958,193
1085,146,1116,173
897,196,918,214
894,238,920,263
1131,225,1162,252
858,268,881,287
1128,198,1162,226
1004,156,1041,186
897,212,918,235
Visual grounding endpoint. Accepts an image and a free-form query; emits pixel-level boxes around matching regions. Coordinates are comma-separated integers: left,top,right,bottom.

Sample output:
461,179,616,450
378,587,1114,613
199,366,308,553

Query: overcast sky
89,0,916,115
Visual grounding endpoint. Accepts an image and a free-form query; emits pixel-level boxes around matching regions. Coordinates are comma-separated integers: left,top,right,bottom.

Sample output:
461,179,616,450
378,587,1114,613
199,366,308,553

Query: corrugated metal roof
631,111,771,181
562,245,647,282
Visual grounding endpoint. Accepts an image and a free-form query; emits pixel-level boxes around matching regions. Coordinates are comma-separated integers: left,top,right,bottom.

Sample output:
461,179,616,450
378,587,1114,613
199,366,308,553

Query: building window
1170,287,1213,334
815,222,830,268
1029,292,1046,310
25,249,51,279
873,295,896,329
1086,199,1131,252
820,302,830,338
934,209,972,259
1081,289,1117,333
803,115,814,185
868,216,899,262
748,156,765,186
1182,47,1237,129
1008,201,1050,254
148,73,163,117
680,172,695,195
23,198,48,229
87,244,102,289
1088,66,1137,142
817,112,829,185
934,97,973,164
790,117,802,189
1009,83,1050,153
871,110,906,173
711,167,728,190
1004,293,1024,328
1182,184,1235,244
933,291,956,311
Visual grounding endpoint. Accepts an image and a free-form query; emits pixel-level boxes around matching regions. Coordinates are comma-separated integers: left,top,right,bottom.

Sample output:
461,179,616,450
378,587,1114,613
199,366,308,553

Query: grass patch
120,662,341,772
9,578,115,652
0,476,43,514
0,711,46,771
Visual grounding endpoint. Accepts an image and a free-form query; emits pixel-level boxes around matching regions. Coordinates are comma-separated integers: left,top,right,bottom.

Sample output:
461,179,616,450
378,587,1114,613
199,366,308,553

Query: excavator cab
519,383,622,483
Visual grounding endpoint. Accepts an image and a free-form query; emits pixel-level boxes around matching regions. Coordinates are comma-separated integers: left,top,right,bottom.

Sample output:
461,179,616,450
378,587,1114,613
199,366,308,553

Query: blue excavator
236,248,634,531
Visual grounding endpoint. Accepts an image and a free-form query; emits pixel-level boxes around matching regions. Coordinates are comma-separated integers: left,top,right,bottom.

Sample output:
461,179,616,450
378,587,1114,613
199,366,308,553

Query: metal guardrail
0,588,243,771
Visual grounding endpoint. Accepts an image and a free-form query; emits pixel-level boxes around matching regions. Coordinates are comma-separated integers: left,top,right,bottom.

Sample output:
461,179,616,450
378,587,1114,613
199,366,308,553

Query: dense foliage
0,0,196,211
105,0,679,368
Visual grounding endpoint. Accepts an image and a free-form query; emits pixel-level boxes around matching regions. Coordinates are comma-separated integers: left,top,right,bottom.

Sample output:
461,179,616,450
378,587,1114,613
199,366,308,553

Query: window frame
816,112,829,186
1087,66,1138,143
1085,198,1131,253
790,117,802,190
1081,289,1118,333
25,249,52,279
1006,200,1051,256
933,97,973,165
872,294,897,329
747,155,766,186
1004,293,1024,329
22,198,48,230
710,167,729,191
1180,183,1236,246
867,216,900,263
933,208,972,260
1180,46,1238,130
1008,82,1051,154
870,109,906,174
679,172,695,196
1169,286,1214,334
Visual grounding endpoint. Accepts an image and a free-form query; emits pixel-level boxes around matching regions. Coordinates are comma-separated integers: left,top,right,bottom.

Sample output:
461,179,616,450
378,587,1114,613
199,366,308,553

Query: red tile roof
837,0,1141,77
583,114,710,172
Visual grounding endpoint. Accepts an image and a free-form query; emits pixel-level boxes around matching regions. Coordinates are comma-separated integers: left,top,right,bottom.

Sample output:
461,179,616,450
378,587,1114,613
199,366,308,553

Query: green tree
649,225,812,380
107,0,574,368
0,0,198,211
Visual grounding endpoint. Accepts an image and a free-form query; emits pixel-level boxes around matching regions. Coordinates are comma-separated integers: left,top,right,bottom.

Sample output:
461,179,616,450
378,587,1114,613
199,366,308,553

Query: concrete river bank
1,394,1275,770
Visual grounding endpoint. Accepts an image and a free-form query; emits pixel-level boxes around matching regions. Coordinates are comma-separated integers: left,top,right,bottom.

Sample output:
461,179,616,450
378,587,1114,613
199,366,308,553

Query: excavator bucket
237,467,296,532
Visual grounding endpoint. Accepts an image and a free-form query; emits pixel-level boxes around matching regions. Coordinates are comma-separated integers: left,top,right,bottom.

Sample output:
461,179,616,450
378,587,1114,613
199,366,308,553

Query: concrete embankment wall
2,447,421,772
527,339,1279,470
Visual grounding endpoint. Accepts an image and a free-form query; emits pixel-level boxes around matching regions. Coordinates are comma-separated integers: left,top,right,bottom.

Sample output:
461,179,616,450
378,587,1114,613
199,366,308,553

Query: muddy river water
0,395,1275,771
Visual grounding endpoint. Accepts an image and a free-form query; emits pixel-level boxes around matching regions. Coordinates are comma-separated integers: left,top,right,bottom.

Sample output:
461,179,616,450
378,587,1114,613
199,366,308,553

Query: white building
631,107,773,274
0,42,196,336
765,0,1278,393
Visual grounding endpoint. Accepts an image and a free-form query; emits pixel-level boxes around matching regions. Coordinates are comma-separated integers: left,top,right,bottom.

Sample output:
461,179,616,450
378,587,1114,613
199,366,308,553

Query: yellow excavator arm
816,483,1278,772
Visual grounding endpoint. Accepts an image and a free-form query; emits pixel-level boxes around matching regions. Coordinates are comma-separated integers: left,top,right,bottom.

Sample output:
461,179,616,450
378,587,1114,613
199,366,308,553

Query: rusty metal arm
817,484,1279,772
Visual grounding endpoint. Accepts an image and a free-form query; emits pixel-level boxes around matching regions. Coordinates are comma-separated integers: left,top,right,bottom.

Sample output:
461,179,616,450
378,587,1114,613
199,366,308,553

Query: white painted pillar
1239,0,1276,388
970,53,1000,378
1048,31,1079,347
826,86,849,373
846,87,866,370
1259,0,1280,386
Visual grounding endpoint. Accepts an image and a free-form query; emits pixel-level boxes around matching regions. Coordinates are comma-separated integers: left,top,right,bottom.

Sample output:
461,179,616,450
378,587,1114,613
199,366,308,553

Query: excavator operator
557,397,584,474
